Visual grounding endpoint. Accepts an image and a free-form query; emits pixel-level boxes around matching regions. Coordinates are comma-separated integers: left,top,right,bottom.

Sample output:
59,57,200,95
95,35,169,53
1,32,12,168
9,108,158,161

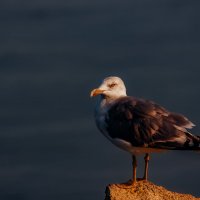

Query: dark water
0,0,200,199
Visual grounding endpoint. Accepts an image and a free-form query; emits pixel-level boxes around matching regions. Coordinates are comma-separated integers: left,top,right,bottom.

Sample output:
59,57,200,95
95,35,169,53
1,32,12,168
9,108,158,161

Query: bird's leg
115,155,137,188
143,153,150,181
132,155,137,183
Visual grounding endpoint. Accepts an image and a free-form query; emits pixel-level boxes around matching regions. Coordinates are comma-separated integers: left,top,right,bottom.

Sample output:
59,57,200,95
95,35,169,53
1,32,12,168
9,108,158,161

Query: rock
105,181,200,200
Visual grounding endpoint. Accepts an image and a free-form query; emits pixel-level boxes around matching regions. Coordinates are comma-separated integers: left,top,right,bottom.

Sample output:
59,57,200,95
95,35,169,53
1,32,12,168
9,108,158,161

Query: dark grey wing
106,96,199,150
164,112,195,129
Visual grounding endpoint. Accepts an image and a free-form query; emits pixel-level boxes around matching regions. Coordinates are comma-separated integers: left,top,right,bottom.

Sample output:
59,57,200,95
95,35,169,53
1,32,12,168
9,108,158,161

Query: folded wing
105,96,199,150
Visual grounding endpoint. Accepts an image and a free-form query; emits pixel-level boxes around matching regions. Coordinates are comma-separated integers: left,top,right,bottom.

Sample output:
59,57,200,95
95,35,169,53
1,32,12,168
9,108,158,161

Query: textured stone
105,181,200,200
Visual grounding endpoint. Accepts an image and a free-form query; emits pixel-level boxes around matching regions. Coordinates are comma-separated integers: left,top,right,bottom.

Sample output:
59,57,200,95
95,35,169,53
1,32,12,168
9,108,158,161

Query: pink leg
143,153,150,180
132,155,137,183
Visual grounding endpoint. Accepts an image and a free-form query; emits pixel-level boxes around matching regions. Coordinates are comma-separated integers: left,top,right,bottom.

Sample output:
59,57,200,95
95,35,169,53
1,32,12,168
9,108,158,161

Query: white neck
102,92,127,103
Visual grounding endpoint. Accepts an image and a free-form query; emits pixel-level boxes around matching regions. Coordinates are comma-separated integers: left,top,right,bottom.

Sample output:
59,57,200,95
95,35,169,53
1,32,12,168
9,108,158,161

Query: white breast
95,100,108,134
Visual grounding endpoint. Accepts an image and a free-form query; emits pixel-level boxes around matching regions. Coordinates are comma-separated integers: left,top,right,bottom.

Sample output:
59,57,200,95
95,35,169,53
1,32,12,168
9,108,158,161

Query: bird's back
102,96,200,151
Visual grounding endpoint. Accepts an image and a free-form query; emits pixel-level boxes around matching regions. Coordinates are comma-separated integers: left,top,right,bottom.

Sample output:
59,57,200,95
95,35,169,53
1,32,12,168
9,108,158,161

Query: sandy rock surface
105,181,200,200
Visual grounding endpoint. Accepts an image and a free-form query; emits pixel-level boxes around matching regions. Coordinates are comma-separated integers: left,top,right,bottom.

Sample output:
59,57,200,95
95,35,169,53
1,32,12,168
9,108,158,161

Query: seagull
90,76,200,185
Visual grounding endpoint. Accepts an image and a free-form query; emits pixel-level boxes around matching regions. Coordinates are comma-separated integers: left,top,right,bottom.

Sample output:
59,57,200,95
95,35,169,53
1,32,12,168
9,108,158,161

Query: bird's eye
108,83,117,88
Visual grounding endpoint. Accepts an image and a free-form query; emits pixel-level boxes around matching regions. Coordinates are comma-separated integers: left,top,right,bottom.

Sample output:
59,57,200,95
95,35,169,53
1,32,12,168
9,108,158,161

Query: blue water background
0,0,200,199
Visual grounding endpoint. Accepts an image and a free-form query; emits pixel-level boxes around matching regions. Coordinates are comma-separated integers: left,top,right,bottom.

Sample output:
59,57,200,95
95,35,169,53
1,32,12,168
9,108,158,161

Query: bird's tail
195,135,200,151
185,132,200,151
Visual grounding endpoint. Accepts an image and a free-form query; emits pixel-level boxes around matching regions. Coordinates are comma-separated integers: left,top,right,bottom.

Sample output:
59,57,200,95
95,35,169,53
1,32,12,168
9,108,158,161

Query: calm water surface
0,0,200,199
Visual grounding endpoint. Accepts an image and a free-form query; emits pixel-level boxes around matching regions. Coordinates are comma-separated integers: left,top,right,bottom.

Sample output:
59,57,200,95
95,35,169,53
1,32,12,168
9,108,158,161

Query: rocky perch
105,181,200,200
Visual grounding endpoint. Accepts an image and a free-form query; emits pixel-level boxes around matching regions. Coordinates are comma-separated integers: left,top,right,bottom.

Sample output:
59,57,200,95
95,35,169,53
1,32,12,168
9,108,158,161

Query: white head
90,76,127,100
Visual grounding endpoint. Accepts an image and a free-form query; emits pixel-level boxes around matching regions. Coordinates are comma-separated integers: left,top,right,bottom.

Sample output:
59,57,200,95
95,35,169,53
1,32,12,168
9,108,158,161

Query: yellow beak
90,88,105,97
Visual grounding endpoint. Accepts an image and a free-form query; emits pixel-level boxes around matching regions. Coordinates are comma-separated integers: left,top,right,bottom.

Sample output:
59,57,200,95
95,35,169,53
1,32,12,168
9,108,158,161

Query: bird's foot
137,177,148,182
114,179,136,189
114,177,148,189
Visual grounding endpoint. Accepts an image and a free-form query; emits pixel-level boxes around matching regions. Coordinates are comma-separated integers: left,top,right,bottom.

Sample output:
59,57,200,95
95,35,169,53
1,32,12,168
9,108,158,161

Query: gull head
90,76,127,100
